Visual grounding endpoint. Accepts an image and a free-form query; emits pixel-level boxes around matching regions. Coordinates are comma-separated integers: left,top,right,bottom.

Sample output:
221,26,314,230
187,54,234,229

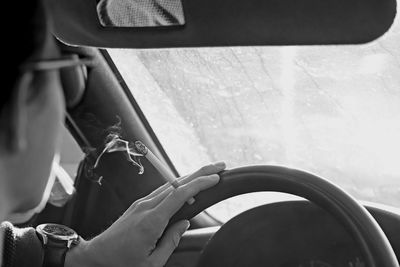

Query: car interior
27,0,400,266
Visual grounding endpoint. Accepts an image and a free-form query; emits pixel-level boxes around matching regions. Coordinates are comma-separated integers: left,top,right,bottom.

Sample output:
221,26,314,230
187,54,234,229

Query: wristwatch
36,223,80,267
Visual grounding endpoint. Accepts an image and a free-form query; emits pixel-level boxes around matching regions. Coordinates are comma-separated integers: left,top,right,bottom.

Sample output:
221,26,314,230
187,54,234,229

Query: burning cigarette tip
134,141,148,156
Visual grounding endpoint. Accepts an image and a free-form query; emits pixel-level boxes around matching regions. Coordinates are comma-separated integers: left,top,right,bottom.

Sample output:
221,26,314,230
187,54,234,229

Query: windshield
107,16,400,221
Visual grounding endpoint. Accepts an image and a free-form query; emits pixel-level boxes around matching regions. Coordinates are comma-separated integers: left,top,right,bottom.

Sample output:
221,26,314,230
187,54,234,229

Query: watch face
43,224,75,236
37,224,78,241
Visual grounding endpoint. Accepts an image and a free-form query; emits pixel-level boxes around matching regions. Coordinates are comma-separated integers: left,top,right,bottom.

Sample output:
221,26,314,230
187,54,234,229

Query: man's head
0,0,66,217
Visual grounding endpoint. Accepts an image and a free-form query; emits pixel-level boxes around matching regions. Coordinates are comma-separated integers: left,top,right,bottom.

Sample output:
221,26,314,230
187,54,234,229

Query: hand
66,162,226,267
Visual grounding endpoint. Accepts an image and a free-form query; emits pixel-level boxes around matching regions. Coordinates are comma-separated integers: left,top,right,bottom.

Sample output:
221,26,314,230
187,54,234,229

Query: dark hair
1,0,48,113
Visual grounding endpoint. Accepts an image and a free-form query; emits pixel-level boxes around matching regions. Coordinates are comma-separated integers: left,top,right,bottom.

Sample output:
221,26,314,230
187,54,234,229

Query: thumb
150,220,190,266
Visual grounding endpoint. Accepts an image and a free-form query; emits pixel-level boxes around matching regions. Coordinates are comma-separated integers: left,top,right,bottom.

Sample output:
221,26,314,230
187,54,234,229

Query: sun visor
48,0,397,48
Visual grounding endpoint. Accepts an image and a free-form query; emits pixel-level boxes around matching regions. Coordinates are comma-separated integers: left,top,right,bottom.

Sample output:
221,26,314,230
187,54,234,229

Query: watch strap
42,239,68,267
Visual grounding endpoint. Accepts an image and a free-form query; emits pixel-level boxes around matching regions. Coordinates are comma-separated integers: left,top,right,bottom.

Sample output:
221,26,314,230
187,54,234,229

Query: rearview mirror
49,0,397,48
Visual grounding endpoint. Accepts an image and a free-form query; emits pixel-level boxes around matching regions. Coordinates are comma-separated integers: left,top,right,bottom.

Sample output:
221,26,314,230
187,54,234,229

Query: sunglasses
20,55,92,108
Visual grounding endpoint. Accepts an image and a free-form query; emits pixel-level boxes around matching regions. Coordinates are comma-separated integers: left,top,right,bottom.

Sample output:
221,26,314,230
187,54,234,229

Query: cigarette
134,141,195,205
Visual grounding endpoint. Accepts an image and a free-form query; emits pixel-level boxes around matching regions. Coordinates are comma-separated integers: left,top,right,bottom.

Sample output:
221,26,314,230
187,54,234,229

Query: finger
184,162,226,182
155,174,220,218
141,177,185,201
144,161,226,201
129,178,186,213
125,177,186,213
150,220,190,266
136,162,226,210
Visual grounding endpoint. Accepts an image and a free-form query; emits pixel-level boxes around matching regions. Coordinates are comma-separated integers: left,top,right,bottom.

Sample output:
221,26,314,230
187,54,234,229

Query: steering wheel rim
169,165,399,267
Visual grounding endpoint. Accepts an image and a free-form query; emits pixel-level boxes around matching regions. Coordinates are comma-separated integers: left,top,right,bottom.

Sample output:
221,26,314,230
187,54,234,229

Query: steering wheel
169,166,399,267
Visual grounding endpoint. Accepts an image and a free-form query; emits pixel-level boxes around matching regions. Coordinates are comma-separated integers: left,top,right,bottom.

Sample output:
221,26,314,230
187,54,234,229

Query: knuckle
129,199,142,210
127,202,143,215
135,200,147,210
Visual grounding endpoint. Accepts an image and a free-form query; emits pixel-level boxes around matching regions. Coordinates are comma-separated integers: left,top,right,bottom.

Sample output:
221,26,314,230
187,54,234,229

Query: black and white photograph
1,0,399,267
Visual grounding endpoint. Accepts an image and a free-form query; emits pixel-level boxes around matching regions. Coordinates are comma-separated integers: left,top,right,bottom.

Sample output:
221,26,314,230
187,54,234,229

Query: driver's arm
1,221,43,267
66,162,225,267
1,163,225,267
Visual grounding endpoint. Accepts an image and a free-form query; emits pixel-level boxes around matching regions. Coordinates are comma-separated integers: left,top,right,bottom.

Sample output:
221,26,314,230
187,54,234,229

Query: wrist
65,239,96,267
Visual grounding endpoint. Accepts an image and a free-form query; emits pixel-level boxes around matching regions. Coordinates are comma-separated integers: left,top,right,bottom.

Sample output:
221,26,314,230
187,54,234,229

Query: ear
2,72,34,153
